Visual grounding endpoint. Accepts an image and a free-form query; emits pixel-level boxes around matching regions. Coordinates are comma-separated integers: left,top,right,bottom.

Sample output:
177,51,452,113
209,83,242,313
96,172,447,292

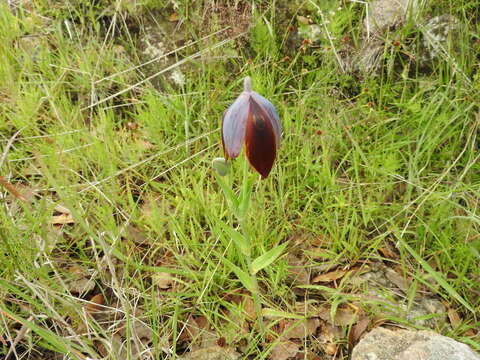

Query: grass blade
398,238,474,313
223,258,255,293
251,242,287,275
214,173,239,214
218,222,251,256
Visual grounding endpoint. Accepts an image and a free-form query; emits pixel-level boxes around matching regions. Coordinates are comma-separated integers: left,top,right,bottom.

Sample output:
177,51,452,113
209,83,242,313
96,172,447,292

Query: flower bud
212,157,230,176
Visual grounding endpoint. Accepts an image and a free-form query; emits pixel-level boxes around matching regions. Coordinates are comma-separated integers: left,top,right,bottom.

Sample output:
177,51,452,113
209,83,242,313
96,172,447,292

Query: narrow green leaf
251,242,288,275
0,303,80,356
96,236,189,276
399,238,474,313
218,222,251,256
223,258,255,293
238,176,255,220
214,173,239,214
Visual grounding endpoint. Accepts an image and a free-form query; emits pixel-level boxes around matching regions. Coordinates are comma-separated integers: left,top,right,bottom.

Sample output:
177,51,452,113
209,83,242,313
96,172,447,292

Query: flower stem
238,157,264,335
245,253,264,334
243,76,252,92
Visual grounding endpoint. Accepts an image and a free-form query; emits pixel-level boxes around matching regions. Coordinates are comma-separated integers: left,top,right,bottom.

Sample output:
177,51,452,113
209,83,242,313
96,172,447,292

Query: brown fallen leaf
14,184,37,203
372,317,387,328
194,315,209,330
378,245,398,260
318,306,358,326
107,334,151,360
138,139,156,151
385,267,409,293
354,315,370,339
86,293,104,313
189,316,228,351
447,308,462,329
323,342,337,356
268,340,299,360
126,225,149,244
348,316,370,351
0,175,28,203
51,213,75,225
282,318,320,339
181,345,240,360
286,254,310,286
153,272,175,289
168,12,179,22
65,265,96,294
294,301,319,316
53,203,71,215
318,321,341,344
242,296,256,321
312,269,348,283
297,15,311,25
118,317,152,341
179,316,200,342
306,356,323,360
463,328,476,337
427,257,440,271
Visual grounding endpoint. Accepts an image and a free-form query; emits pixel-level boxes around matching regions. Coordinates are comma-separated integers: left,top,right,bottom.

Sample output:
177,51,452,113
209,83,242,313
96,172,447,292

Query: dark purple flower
221,77,281,179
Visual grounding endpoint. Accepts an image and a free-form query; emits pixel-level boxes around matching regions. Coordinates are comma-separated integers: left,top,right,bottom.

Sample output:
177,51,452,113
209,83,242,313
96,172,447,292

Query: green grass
0,0,479,358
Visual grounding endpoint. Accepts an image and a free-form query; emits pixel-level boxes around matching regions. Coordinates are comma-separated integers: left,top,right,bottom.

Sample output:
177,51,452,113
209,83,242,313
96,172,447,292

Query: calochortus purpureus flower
221,77,281,179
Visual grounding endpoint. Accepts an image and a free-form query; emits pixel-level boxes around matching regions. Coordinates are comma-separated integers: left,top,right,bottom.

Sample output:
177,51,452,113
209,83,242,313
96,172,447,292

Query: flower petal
221,92,250,159
244,97,277,178
251,92,281,148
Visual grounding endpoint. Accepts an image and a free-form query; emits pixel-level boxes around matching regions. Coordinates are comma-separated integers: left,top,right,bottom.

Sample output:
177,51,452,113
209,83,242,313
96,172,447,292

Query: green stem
245,253,264,334
238,157,264,335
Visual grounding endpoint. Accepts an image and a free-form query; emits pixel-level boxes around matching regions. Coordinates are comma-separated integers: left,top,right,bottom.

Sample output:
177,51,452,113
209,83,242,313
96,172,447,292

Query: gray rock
347,262,447,329
357,0,419,73
356,41,387,75
352,328,480,360
364,0,417,35
402,297,446,328
355,0,429,73
355,0,462,74
420,15,461,65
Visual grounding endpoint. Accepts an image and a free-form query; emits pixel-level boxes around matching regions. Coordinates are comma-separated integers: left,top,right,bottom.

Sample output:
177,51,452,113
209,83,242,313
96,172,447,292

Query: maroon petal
251,91,281,149
244,97,278,178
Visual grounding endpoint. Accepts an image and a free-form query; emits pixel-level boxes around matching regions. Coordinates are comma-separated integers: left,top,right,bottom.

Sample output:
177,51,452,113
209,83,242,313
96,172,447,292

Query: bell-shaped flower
221,77,281,179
